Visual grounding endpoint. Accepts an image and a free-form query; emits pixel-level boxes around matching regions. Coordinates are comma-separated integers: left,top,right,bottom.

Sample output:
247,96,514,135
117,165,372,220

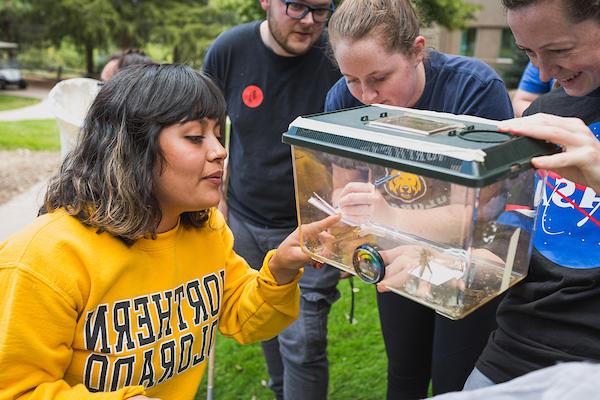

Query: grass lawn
194,278,388,399
0,94,40,111
0,119,60,150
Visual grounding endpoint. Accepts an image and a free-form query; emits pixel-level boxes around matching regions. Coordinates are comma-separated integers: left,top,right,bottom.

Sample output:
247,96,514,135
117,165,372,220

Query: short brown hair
502,0,600,23
328,0,420,56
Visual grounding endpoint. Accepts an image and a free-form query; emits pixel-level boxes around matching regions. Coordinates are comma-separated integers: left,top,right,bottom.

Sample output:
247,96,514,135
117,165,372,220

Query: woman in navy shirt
325,0,513,398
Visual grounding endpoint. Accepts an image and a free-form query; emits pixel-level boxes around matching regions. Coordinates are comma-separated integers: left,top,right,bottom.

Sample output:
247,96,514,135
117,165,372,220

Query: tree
413,0,479,30
0,1,40,45
23,0,186,75
213,0,478,30
26,0,117,75
152,1,238,67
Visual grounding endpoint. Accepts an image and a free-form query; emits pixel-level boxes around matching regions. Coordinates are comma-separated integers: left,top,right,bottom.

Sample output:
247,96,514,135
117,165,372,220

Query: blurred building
422,0,514,71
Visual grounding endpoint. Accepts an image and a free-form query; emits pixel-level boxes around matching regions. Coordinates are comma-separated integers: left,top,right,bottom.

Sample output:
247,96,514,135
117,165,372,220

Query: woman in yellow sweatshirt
0,64,338,400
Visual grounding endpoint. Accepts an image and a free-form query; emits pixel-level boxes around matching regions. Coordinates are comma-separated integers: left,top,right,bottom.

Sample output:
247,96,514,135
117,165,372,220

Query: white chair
48,78,100,158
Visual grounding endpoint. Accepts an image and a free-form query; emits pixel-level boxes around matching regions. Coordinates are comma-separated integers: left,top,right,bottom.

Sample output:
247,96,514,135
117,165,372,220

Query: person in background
100,52,122,82
0,63,339,400
100,49,154,82
512,61,555,117
202,0,341,398
118,48,154,71
463,0,600,390
324,0,514,398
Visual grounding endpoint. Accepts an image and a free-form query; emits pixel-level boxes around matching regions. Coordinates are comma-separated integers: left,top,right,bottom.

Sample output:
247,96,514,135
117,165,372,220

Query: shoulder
1,210,112,264
208,21,261,51
325,77,362,111
2,211,93,253
421,51,511,118
427,51,503,86
525,87,600,123
0,211,104,302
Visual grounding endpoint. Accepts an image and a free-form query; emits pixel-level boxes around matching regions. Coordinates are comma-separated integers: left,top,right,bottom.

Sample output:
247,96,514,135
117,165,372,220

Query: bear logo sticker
384,169,427,203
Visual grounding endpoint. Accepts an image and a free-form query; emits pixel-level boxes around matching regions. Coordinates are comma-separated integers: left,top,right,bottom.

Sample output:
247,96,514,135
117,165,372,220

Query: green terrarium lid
282,105,559,187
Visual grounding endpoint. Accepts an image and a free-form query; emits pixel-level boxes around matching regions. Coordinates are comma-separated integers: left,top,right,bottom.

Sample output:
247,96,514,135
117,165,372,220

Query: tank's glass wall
292,146,541,319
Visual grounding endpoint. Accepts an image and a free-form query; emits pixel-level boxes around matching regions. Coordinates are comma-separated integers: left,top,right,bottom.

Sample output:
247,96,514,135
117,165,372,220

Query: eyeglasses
279,0,335,23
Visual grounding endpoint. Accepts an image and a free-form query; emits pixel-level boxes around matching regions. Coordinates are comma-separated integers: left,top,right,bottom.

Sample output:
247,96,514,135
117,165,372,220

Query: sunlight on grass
0,119,60,150
0,94,39,111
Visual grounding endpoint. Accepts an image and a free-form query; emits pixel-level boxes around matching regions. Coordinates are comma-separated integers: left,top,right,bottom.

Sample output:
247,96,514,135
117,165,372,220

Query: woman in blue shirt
325,0,514,398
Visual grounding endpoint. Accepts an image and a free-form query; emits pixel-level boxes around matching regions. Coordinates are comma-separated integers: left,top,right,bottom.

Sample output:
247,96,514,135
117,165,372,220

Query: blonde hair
328,0,420,56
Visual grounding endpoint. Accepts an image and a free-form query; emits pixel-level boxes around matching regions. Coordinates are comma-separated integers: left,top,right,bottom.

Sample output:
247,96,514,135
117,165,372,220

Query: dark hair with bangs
502,0,600,24
44,63,227,243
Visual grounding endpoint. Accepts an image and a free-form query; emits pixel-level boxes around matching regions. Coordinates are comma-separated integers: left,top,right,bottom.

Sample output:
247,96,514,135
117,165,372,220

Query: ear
260,0,270,12
412,35,426,65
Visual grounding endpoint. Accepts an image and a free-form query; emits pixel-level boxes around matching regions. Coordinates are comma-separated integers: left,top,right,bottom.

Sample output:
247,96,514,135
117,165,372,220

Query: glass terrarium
283,105,557,319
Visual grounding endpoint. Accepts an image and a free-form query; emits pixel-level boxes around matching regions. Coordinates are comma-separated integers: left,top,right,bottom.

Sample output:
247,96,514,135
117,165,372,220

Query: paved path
5,84,50,100
0,84,53,241
0,84,53,121
0,98,53,121
0,181,46,241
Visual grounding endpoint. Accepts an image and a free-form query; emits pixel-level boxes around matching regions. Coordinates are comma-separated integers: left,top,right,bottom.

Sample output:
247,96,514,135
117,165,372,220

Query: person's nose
361,83,379,104
536,55,558,83
299,9,316,25
208,136,228,162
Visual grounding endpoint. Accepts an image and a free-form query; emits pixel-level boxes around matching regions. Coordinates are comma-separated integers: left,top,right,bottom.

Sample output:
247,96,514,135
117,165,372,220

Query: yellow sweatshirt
0,209,301,400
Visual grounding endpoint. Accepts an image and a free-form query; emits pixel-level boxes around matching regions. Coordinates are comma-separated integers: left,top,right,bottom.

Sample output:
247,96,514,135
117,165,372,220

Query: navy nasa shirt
477,87,600,383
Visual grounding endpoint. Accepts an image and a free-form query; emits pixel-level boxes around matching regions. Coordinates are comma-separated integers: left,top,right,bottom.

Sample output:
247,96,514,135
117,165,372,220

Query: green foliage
0,119,60,150
413,0,479,29
194,278,388,399
213,0,264,24
0,94,39,112
18,41,85,70
0,0,480,73
30,1,116,49
0,0,35,43
152,2,238,67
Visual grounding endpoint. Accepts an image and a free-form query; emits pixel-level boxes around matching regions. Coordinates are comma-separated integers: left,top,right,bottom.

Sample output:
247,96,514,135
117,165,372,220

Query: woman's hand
375,246,466,295
375,245,425,292
268,214,341,285
334,182,390,225
499,113,600,193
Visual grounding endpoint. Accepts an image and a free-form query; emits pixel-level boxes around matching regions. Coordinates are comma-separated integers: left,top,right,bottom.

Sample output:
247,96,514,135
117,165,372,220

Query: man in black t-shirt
459,0,600,392
203,1,341,399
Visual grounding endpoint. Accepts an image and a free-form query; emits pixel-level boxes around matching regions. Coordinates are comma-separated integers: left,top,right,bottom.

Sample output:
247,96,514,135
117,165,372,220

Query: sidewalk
0,83,53,120
0,84,53,241
0,98,53,121
0,181,46,241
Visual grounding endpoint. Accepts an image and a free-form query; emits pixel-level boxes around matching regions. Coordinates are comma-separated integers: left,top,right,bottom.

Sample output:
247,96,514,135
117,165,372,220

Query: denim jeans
228,210,339,400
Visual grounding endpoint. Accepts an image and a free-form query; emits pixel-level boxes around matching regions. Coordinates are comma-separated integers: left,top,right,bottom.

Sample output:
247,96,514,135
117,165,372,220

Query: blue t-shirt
518,61,555,94
325,50,514,120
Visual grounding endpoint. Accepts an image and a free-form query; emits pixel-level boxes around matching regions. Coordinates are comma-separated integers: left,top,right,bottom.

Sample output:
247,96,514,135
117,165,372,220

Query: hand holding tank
283,105,557,319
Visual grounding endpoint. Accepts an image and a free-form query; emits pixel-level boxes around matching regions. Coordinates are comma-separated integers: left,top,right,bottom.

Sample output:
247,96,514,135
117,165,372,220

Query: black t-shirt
477,87,600,383
203,22,341,228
